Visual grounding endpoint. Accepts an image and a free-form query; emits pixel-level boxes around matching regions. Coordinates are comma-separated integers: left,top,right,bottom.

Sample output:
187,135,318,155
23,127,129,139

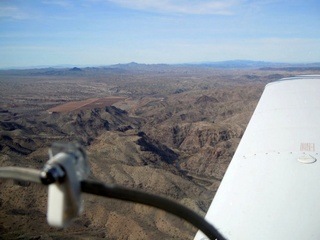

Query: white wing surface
195,75,320,240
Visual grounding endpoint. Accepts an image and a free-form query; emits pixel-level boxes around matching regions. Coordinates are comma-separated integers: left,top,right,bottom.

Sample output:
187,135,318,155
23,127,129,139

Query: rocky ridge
2,67,316,239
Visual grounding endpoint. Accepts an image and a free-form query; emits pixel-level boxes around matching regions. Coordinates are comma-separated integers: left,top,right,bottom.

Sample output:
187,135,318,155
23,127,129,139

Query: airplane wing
195,75,320,240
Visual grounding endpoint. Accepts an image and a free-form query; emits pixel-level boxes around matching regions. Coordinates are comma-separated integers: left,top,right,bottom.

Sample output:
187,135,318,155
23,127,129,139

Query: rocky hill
1,66,319,239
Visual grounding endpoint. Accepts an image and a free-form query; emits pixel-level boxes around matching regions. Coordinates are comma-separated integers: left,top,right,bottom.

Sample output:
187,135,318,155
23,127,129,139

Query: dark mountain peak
69,67,82,71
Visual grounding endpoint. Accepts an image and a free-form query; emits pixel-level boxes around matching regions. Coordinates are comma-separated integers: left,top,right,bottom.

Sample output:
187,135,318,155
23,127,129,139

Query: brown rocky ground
1,65,319,239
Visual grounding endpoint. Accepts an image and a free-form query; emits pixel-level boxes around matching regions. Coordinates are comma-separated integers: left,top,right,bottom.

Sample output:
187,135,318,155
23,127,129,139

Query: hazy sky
1,0,319,68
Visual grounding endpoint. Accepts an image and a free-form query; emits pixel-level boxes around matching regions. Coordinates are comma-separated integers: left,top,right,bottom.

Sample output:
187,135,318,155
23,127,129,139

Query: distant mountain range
180,60,275,68
180,60,320,69
1,60,320,70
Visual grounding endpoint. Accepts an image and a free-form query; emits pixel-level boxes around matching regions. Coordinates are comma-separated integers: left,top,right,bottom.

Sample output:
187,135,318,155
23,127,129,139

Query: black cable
81,180,225,240
0,167,225,239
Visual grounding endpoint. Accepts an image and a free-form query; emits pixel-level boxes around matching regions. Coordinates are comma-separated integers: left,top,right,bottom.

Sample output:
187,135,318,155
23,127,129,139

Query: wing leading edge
195,76,320,240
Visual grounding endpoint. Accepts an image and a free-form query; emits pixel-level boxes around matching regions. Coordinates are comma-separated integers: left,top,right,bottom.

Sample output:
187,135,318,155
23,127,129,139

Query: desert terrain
1,63,319,239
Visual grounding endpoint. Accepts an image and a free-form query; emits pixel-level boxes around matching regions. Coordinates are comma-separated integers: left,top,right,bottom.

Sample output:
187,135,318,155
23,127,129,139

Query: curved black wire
0,167,225,239
81,180,225,240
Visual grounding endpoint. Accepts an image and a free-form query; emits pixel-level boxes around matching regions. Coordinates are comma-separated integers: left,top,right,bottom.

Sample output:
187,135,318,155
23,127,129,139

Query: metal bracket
40,142,90,228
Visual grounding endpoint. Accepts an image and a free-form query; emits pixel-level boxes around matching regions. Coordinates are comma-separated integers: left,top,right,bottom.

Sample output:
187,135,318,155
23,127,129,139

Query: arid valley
1,63,320,239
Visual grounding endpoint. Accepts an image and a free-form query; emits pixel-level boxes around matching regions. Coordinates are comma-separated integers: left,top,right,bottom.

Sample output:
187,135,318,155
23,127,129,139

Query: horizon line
1,59,320,70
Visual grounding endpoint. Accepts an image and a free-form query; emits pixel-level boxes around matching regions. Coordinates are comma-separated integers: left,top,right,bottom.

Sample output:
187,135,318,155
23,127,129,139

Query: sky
0,0,319,68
